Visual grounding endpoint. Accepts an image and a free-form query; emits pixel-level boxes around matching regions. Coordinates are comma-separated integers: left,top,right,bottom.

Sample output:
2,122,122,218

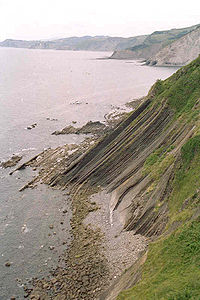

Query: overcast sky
0,0,199,41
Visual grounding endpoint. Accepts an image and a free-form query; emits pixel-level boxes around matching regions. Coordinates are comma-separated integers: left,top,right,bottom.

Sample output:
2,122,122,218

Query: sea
0,47,178,299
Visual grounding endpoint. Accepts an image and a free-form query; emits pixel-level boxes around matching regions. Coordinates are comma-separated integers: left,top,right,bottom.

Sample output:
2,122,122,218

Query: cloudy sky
0,0,199,41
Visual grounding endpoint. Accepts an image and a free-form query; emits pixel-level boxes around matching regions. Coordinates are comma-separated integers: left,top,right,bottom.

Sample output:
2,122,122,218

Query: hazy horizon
0,0,199,42
1,21,200,42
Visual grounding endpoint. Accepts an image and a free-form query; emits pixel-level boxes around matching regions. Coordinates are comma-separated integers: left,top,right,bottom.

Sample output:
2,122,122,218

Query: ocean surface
0,47,178,299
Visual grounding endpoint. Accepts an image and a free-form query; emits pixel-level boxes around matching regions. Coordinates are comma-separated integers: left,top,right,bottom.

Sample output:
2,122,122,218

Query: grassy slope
128,24,199,52
117,56,200,299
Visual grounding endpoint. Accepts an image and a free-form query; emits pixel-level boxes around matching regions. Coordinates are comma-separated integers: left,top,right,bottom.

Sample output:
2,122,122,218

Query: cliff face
50,56,200,238
110,42,161,60
110,24,200,61
48,57,200,298
17,56,200,299
146,26,200,66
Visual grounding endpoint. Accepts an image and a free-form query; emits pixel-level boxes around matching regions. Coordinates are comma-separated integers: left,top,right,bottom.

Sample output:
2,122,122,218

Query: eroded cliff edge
19,56,200,299
49,56,200,299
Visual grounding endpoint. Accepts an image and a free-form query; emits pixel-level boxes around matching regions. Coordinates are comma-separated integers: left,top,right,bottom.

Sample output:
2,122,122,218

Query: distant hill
1,24,199,66
110,24,199,60
0,35,147,52
146,26,200,66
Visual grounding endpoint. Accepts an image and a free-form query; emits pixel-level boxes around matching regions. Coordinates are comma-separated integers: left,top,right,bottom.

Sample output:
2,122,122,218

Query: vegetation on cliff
18,56,200,299
48,56,200,299
146,26,200,66
116,57,200,299
110,24,200,64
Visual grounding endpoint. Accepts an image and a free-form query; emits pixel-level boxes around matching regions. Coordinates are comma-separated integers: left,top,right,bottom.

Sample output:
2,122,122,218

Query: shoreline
9,99,147,299
26,186,147,299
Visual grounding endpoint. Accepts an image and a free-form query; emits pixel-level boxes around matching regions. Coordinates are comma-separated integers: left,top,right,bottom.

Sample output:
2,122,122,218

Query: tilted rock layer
146,26,200,66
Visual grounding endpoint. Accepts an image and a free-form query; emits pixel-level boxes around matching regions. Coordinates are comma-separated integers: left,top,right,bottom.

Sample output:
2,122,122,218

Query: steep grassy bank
117,140,200,299
104,57,200,299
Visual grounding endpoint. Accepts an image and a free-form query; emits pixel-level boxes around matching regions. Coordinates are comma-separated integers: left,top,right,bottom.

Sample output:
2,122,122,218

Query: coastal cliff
146,26,200,66
51,55,200,235
54,56,200,299
19,56,200,299
110,24,200,64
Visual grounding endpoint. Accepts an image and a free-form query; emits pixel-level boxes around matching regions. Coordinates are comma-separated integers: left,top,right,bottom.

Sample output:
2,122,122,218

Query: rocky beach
7,105,148,299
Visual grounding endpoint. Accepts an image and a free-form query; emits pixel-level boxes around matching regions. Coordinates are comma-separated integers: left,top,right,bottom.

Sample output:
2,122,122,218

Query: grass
118,219,200,300
168,138,200,218
128,25,198,52
181,135,200,168
117,57,200,300
118,135,200,300
150,56,200,117
143,146,175,181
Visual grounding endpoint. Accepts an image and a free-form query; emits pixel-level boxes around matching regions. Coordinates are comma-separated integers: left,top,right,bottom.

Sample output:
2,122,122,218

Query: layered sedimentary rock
49,56,200,239
146,26,200,66
110,24,200,63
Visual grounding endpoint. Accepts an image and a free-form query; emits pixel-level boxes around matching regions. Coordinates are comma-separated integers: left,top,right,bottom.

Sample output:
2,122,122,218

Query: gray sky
0,0,199,41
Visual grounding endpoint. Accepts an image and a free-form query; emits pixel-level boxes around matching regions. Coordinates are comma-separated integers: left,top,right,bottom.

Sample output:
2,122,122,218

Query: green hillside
111,24,199,60
117,56,200,299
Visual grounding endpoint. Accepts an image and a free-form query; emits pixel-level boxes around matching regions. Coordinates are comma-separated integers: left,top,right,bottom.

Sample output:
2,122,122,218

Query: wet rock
52,125,77,135
70,100,82,105
1,155,22,168
77,121,106,135
26,123,37,130
52,121,107,136
46,118,58,121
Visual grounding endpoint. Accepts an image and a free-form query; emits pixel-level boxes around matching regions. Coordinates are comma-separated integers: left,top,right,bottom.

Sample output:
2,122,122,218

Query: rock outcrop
1,155,22,168
48,57,200,239
52,121,107,136
110,24,199,61
146,26,200,66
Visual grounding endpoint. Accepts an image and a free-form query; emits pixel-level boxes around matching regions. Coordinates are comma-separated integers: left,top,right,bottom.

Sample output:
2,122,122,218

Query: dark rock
52,125,77,135
1,155,22,168
77,121,106,135
52,121,106,136
26,123,37,130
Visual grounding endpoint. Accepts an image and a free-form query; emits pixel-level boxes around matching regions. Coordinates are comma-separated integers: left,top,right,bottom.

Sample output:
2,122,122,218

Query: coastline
9,100,147,299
